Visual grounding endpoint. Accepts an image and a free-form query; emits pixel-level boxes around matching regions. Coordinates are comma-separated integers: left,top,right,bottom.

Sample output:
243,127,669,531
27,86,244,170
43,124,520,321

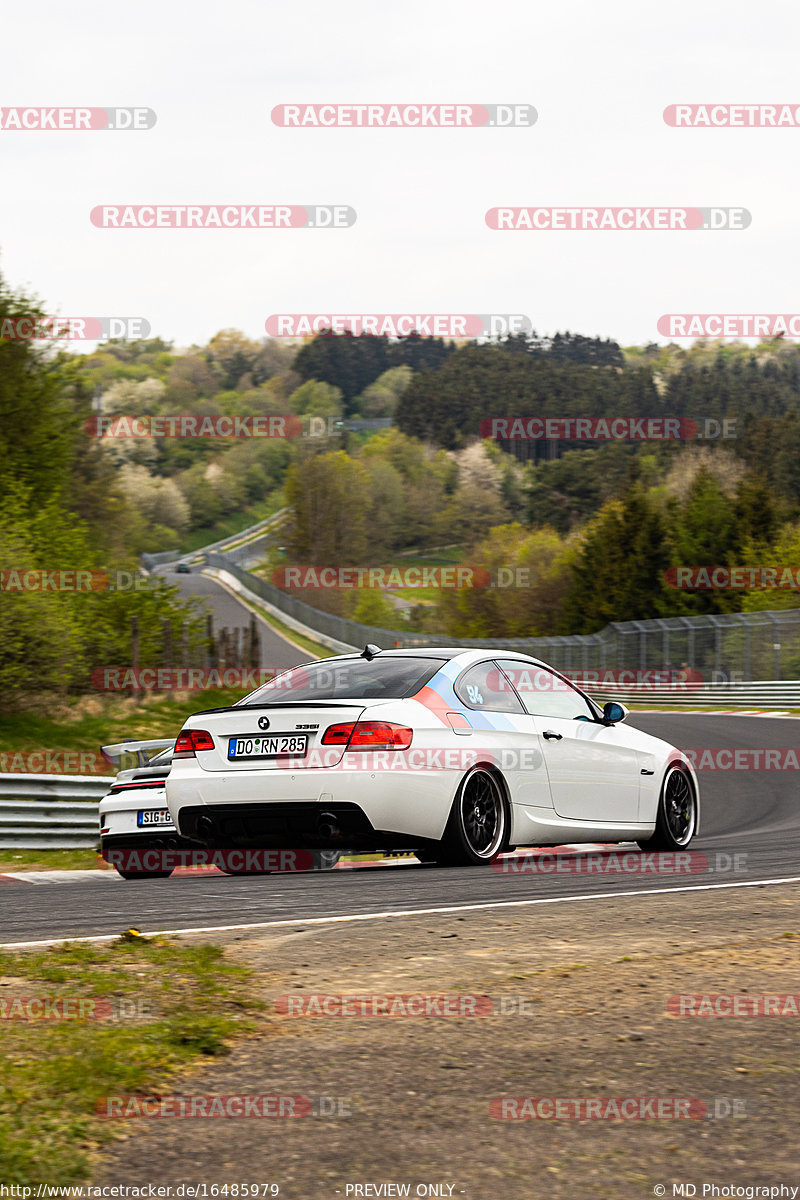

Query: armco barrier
577,680,800,708
144,509,290,573
140,549,180,570
0,775,108,848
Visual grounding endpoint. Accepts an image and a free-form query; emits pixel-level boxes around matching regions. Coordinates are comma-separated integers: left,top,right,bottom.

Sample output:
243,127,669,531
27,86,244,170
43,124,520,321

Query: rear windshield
241,657,446,704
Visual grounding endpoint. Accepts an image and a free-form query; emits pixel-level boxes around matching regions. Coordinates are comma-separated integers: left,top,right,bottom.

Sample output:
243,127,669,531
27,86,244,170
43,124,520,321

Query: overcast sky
2,0,798,351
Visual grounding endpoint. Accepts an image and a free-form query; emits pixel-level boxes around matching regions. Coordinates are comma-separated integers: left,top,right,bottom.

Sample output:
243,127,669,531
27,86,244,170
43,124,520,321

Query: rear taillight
321,721,413,750
174,729,215,758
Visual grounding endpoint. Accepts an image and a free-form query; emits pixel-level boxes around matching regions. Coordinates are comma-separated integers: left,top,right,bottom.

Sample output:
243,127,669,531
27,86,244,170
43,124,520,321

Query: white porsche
165,646,699,866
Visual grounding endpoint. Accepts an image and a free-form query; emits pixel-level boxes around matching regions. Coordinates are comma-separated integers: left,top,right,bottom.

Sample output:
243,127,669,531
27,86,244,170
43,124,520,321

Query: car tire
637,765,697,852
218,860,273,875
311,850,342,870
116,869,173,880
218,867,271,875
436,766,509,866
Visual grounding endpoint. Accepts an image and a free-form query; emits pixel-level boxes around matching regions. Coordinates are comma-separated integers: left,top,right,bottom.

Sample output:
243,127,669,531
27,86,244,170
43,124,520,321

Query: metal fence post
743,615,751,681
714,616,722,679
770,613,781,681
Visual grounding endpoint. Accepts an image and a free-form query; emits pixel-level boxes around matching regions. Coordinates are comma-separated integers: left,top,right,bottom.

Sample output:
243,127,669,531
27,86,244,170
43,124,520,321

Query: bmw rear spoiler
100,738,175,767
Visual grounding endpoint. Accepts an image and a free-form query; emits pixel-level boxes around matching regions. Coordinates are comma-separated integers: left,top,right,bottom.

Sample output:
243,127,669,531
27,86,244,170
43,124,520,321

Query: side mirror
602,701,628,725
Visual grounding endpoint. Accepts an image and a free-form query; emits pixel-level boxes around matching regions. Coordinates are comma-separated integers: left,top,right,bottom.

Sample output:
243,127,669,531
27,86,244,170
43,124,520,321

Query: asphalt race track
1,714,798,945
153,565,308,673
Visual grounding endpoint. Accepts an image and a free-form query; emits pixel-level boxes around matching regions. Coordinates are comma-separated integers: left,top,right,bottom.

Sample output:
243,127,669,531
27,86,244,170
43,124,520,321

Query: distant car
166,646,700,866
174,563,191,574
99,737,341,880
99,740,186,879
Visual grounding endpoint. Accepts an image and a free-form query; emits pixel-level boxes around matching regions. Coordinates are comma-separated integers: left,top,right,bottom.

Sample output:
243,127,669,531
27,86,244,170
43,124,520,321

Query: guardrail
141,511,288,573
0,775,108,849
140,549,180,569
581,681,800,708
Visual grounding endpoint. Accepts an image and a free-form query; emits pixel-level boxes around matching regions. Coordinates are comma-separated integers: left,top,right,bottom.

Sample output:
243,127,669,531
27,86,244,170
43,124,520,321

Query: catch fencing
203,555,800,684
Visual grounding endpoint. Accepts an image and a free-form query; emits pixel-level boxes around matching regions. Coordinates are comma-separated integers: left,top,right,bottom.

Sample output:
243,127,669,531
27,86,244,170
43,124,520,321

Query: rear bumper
167,764,458,847
99,791,174,838
100,832,197,853
177,801,398,850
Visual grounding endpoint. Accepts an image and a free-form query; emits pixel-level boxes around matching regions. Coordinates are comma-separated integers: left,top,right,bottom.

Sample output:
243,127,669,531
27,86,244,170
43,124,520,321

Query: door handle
542,730,562,741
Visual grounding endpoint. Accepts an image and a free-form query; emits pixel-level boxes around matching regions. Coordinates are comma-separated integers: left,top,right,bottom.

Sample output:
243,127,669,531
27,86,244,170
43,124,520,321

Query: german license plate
137,809,174,826
227,734,308,760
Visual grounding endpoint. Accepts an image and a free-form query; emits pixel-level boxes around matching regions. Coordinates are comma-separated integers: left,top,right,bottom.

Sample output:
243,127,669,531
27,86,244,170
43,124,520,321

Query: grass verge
177,495,283,555
0,688,250,768
0,850,102,872
0,936,264,1185
250,607,332,660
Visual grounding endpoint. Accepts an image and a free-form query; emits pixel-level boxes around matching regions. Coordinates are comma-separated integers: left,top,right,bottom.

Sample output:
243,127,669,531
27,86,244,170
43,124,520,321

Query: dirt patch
93,883,800,1199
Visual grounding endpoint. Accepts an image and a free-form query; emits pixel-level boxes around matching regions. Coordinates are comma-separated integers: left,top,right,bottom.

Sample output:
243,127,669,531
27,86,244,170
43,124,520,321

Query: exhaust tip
196,813,216,839
317,812,340,841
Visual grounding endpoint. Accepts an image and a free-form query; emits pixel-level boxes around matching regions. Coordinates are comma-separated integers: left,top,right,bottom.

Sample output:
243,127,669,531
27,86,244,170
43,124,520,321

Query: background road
153,564,308,673
1,714,798,944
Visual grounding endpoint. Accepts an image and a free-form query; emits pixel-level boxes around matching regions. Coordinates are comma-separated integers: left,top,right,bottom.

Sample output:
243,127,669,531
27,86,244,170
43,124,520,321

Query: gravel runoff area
92,882,800,1199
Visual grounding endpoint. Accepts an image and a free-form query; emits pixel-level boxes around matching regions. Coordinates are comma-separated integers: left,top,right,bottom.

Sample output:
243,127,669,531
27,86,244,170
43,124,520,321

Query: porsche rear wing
100,738,175,767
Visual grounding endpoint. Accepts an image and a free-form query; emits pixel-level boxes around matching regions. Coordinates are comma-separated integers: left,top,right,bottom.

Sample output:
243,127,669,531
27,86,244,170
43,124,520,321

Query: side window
494,660,595,721
454,662,525,714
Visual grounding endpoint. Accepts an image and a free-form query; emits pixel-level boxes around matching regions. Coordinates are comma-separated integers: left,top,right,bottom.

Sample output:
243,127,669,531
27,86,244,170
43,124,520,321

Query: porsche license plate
137,809,173,826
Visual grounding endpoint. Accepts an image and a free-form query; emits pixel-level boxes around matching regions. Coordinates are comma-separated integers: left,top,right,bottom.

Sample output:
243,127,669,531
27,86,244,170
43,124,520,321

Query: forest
3,270,799,706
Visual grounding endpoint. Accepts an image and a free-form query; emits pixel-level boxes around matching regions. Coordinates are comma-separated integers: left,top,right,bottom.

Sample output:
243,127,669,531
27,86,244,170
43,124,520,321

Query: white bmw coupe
165,646,699,866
